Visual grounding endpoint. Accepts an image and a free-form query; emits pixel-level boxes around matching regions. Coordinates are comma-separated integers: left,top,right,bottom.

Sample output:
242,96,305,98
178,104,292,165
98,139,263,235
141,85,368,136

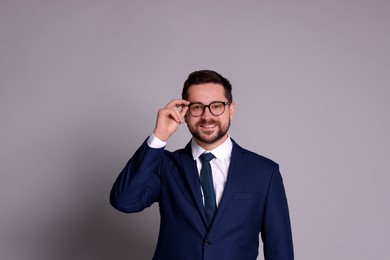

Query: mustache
196,119,219,126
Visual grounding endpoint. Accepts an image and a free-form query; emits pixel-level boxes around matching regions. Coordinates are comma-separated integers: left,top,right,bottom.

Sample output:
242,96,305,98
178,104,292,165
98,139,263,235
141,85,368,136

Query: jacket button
205,240,211,246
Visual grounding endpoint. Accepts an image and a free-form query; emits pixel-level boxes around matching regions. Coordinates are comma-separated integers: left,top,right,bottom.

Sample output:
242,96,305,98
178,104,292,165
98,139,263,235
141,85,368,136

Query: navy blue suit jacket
110,138,293,260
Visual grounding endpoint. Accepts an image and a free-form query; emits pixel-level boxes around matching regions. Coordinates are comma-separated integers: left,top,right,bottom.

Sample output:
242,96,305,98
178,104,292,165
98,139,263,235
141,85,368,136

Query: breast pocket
233,192,260,200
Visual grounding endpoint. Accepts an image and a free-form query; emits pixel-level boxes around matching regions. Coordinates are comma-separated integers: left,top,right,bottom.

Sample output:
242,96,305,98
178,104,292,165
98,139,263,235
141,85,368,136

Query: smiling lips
201,124,216,129
200,125,216,137
198,120,219,132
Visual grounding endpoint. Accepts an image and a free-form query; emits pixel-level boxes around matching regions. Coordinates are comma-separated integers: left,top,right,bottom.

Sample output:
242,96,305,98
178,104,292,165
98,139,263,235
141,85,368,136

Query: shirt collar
191,135,233,162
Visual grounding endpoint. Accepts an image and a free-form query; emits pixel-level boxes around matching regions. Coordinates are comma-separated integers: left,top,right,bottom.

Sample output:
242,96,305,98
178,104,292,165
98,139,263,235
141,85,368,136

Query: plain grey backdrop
1,0,389,259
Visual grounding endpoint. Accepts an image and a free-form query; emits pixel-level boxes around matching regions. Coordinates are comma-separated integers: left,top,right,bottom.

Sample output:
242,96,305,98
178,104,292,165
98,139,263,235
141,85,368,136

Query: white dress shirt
147,134,233,207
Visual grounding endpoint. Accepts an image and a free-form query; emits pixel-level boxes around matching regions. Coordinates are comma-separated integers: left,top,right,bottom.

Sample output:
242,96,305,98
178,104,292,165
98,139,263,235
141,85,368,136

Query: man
110,70,294,259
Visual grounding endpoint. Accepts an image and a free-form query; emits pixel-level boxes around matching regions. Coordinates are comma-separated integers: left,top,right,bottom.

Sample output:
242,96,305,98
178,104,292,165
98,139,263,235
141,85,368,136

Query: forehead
186,83,226,102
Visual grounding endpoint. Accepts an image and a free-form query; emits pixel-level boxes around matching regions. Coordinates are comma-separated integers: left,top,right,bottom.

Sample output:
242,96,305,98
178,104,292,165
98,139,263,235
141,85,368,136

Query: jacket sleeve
110,139,164,213
261,165,294,260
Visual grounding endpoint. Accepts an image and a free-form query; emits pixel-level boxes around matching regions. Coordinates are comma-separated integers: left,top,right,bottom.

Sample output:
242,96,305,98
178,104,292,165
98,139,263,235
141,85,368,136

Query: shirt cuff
147,133,167,148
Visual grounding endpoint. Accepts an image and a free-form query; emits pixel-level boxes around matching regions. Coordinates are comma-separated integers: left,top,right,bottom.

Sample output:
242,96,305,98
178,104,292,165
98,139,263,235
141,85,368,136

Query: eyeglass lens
189,102,227,117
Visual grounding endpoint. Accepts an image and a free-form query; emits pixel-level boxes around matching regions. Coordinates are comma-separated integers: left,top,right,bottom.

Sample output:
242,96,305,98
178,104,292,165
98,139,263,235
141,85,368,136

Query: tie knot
200,153,215,162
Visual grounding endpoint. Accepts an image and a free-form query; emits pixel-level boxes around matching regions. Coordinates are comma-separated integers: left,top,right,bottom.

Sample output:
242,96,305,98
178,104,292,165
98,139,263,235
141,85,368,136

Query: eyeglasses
187,101,230,117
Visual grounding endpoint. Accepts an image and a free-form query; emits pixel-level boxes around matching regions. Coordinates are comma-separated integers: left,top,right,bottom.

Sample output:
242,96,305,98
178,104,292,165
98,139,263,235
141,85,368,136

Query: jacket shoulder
232,139,279,169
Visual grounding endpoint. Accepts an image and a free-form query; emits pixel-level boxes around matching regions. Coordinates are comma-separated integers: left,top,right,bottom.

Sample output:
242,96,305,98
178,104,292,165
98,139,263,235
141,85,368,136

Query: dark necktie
199,153,216,226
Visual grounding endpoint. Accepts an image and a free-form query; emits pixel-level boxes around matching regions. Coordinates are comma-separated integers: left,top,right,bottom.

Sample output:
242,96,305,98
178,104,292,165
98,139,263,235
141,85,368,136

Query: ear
229,102,235,121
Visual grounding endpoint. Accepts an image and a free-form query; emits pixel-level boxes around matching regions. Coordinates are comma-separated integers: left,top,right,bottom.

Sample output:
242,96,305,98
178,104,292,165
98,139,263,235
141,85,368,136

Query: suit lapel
179,140,248,229
212,141,247,225
179,142,208,224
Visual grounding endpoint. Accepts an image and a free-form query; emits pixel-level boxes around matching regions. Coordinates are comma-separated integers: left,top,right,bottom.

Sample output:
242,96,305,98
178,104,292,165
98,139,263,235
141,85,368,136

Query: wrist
148,133,167,148
153,129,171,142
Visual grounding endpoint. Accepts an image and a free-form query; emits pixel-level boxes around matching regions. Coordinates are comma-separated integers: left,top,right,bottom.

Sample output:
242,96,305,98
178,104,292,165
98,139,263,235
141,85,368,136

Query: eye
211,103,223,109
191,104,203,111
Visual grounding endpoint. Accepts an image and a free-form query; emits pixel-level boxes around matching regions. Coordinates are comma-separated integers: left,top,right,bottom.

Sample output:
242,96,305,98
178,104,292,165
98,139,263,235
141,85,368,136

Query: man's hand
153,99,190,142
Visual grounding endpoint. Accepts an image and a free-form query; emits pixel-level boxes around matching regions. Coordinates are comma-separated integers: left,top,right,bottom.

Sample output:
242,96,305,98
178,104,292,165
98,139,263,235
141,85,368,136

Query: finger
166,99,190,109
162,105,182,124
179,105,188,120
169,108,182,123
165,99,189,123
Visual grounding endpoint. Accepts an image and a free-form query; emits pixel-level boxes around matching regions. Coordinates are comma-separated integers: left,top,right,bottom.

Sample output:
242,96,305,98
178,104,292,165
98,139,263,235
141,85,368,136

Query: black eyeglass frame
186,101,230,117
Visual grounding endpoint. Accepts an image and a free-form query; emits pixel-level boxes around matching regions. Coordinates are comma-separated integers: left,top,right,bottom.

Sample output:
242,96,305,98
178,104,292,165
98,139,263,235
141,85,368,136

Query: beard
187,118,231,145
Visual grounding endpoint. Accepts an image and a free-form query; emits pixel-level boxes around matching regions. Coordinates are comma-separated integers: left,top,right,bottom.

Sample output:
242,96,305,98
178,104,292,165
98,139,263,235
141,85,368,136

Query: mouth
201,123,217,129
196,119,219,132
198,120,219,131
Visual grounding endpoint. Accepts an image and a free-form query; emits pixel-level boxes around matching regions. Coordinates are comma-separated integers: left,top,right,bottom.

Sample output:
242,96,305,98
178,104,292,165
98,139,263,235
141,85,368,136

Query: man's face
184,83,235,150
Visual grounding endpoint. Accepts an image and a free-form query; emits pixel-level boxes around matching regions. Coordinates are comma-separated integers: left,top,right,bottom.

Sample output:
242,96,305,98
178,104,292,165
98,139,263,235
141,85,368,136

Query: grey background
1,0,389,259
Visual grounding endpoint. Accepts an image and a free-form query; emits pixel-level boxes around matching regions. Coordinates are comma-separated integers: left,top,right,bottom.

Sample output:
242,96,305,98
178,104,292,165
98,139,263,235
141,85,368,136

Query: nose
201,106,213,119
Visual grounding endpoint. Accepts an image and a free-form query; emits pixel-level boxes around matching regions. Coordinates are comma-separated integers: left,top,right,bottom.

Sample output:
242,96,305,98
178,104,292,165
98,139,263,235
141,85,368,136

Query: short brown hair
182,70,233,103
